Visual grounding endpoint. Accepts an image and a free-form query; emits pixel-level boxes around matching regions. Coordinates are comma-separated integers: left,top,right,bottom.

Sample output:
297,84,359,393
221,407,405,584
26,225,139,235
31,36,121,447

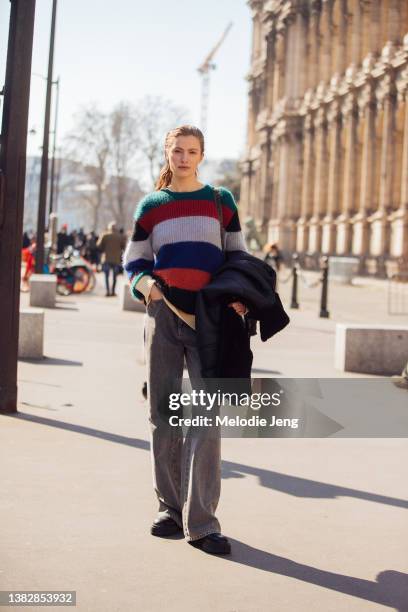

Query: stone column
360,0,372,61
333,0,347,76
258,127,272,243
389,67,408,259
250,1,263,62
265,28,276,111
350,0,362,68
299,9,310,97
387,0,402,44
297,111,315,252
247,78,255,149
285,10,304,104
336,89,359,254
351,76,377,257
321,0,334,83
322,96,343,253
308,105,328,253
369,0,381,57
309,2,322,90
369,73,397,258
269,133,281,236
268,118,295,252
273,26,287,107
240,160,252,218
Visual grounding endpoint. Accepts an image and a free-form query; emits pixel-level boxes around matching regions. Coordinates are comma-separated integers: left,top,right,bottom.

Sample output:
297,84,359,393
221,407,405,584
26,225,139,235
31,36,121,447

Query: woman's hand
149,283,163,301
228,301,248,316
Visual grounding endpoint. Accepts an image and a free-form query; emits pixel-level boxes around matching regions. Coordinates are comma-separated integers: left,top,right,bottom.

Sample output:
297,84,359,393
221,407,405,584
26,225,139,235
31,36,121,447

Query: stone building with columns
241,0,408,275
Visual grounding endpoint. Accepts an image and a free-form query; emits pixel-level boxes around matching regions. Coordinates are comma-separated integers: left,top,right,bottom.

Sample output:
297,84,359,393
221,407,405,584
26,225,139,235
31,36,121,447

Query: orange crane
197,22,233,134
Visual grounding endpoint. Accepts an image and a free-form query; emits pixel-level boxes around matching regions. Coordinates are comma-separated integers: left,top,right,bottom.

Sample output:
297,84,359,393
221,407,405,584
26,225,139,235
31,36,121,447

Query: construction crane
197,22,233,134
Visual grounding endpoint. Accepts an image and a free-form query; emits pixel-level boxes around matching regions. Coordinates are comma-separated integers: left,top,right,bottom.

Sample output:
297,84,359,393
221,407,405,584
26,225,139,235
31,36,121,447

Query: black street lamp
35,0,58,273
49,76,60,217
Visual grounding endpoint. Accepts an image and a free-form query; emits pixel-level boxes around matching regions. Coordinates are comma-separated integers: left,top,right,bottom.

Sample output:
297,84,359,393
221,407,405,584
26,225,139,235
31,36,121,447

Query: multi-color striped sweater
122,184,248,315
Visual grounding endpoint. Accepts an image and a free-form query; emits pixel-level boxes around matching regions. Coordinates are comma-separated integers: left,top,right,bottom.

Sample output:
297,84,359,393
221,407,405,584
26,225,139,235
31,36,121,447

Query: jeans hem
185,527,221,543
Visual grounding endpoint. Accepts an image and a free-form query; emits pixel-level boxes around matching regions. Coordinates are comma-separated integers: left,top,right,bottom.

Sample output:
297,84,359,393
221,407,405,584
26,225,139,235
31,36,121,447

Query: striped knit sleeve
218,187,249,253
122,197,155,301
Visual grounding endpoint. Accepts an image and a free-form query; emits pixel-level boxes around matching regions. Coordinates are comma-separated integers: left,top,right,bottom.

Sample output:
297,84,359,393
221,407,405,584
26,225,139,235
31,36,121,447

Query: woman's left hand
228,301,248,316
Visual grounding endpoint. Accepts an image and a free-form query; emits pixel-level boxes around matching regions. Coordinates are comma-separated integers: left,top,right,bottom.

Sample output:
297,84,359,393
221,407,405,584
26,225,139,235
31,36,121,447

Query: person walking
56,224,73,255
97,221,126,297
123,125,248,555
263,242,282,273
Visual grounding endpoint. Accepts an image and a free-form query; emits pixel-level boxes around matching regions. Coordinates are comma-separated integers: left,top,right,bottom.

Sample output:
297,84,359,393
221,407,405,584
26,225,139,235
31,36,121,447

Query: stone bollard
18,308,44,359
335,323,408,375
29,274,57,308
121,282,145,312
329,257,359,285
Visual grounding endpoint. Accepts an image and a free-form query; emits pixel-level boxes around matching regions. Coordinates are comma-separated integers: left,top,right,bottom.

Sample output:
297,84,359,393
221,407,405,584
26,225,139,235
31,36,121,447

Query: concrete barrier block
335,323,408,375
121,283,145,312
29,274,57,308
18,308,44,359
329,257,360,285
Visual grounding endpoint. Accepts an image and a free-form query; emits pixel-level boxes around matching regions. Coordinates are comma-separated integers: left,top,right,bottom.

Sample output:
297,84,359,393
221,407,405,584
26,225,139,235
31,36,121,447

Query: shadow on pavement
4,411,407,510
251,368,282,374
218,545,408,611
54,305,80,311
18,357,83,367
220,460,408,509
2,411,408,608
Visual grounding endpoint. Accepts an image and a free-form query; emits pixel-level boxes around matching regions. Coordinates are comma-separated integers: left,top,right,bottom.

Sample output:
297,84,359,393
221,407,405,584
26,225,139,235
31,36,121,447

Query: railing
277,253,330,318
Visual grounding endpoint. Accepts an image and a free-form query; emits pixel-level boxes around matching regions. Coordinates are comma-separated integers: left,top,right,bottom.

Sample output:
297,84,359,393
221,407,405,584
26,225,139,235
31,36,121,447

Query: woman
123,125,248,555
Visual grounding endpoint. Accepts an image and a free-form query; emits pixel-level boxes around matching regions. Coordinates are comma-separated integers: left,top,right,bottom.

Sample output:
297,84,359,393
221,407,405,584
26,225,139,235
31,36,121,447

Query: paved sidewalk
0,275,407,611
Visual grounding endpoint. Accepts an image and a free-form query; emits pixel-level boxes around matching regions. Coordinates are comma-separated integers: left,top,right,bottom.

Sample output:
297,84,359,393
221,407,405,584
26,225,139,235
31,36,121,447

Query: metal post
290,253,299,309
0,0,36,413
319,256,330,318
35,0,57,273
48,76,60,218
54,149,61,212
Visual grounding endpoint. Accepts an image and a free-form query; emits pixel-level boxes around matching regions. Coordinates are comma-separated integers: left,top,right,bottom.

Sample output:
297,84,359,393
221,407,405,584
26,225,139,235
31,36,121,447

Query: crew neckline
162,183,210,195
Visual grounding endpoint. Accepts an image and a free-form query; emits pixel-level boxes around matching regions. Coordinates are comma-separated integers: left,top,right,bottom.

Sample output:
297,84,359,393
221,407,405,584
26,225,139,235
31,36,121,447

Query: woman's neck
167,177,204,193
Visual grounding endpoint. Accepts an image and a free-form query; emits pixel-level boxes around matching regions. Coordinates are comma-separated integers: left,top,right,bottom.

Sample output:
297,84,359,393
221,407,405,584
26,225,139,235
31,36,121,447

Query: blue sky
1,0,252,166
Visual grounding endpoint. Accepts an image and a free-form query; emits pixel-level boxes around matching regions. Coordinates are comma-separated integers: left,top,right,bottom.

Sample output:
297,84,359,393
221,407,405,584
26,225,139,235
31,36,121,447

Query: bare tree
213,159,242,202
62,96,188,229
64,104,110,230
134,95,188,189
106,102,140,228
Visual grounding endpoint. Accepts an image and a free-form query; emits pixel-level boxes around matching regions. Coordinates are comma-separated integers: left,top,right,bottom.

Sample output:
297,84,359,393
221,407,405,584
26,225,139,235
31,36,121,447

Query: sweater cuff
130,273,155,302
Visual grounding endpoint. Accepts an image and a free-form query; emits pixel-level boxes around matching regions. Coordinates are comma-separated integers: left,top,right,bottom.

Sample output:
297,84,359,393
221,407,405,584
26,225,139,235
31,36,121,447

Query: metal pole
54,149,61,212
35,0,57,273
48,76,60,218
290,253,299,309
0,0,36,413
319,256,330,318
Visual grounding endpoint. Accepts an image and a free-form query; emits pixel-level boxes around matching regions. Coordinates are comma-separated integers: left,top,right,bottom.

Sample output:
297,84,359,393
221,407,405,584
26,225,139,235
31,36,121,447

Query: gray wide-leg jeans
144,297,221,542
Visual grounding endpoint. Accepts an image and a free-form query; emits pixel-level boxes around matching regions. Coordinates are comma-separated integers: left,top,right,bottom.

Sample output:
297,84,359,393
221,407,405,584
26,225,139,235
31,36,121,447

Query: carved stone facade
241,0,408,275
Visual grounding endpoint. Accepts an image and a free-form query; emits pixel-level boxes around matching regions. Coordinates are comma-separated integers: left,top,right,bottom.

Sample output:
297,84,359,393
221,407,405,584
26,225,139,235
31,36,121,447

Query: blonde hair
156,125,205,191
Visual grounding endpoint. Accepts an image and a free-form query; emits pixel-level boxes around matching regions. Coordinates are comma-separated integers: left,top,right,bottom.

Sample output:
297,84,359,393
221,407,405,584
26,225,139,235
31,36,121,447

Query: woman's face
167,135,204,180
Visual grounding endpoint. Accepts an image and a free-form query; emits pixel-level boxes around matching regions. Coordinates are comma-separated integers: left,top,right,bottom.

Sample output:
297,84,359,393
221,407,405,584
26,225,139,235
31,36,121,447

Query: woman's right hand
149,283,163,301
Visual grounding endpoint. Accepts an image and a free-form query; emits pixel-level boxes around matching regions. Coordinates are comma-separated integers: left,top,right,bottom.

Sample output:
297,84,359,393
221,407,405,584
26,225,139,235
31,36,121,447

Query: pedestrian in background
84,231,100,268
97,221,126,297
263,242,282,272
56,224,73,255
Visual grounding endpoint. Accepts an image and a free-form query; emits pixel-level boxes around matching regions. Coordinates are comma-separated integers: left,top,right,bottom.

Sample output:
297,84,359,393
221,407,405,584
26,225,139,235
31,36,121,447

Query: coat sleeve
122,197,155,302
218,187,249,253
